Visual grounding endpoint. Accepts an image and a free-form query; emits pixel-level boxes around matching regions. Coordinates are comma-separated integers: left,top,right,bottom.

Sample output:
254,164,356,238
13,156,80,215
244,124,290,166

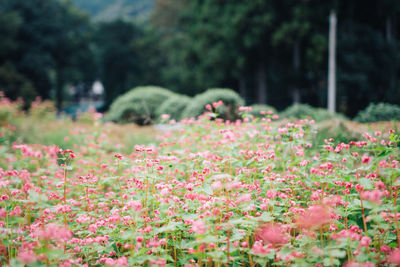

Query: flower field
1,97,400,266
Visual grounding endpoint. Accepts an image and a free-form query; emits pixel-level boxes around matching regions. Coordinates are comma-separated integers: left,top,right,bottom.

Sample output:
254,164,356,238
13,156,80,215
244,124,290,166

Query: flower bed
1,102,400,266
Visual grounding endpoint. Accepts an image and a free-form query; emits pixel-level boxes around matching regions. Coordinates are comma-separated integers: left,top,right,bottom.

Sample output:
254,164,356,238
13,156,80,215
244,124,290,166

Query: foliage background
1,0,400,118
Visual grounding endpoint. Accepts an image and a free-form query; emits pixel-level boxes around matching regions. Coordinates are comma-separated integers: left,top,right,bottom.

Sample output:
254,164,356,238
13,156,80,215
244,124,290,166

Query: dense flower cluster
0,98,399,266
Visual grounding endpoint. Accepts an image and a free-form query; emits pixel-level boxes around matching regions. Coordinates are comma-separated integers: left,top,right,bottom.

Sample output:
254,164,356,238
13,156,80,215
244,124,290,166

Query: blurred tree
152,0,275,101
150,0,400,115
0,0,96,109
334,0,400,116
0,10,22,61
0,63,37,106
93,20,144,106
337,21,400,117
71,0,154,23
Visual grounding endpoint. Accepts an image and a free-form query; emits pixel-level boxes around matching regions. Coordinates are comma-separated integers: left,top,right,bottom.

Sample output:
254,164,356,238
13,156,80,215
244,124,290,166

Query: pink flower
255,223,290,245
296,205,332,230
343,261,374,267
161,114,170,120
56,204,72,214
213,100,223,108
380,245,391,253
211,181,223,191
33,223,72,241
237,193,252,202
76,214,91,224
360,190,385,204
192,220,206,234
115,257,128,266
10,206,22,216
375,181,385,190
104,258,116,266
266,190,277,199
359,236,371,247
238,106,252,112
226,181,242,190
17,250,36,264
311,246,323,255
388,248,400,264
149,257,166,267
126,200,142,212
329,224,338,231
252,241,270,255
0,208,6,218
361,155,371,164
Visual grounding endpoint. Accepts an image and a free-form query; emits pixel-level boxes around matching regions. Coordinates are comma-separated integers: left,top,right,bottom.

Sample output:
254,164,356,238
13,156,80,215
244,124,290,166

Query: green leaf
328,249,346,258
202,235,219,244
258,212,273,222
359,178,372,190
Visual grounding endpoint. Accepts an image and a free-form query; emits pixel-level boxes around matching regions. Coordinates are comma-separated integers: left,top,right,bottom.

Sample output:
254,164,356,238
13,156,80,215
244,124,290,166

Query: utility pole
328,10,337,113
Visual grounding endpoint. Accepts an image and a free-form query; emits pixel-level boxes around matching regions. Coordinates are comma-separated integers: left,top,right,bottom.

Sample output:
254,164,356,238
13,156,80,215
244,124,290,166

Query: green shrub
106,86,176,125
0,93,22,128
280,103,347,122
155,94,191,121
354,103,400,123
313,108,347,122
182,88,245,120
249,104,277,118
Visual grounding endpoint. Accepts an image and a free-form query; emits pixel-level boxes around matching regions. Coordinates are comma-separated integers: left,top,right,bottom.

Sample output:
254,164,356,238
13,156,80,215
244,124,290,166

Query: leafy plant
1,96,400,267
280,103,347,122
355,102,400,122
106,86,176,125
249,104,277,118
155,94,191,122
182,88,245,120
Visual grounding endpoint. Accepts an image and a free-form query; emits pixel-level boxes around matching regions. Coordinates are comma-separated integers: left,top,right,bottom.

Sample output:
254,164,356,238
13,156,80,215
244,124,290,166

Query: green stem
394,190,400,247
172,234,177,267
359,197,368,233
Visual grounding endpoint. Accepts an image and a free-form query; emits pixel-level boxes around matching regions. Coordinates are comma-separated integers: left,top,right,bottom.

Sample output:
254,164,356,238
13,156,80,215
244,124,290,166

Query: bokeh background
1,0,400,118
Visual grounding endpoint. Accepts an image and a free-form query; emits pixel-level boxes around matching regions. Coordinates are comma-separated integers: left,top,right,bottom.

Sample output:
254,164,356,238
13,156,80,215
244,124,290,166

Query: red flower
361,155,371,164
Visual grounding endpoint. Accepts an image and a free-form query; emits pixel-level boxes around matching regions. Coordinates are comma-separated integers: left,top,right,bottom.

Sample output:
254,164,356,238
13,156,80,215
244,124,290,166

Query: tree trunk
292,40,301,104
56,69,64,111
293,40,300,70
292,89,300,104
327,10,337,114
386,16,392,42
256,62,267,104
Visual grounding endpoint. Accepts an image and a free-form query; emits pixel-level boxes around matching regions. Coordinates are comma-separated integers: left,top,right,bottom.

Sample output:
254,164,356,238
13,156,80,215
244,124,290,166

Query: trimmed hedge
354,103,400,122
155,94,191,121
106,86,176,125
182,88,245,120
249,104,277,118
280,103,347,122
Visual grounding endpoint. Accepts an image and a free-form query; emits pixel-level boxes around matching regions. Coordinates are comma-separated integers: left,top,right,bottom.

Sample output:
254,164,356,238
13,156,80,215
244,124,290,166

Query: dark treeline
1,0,400,117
